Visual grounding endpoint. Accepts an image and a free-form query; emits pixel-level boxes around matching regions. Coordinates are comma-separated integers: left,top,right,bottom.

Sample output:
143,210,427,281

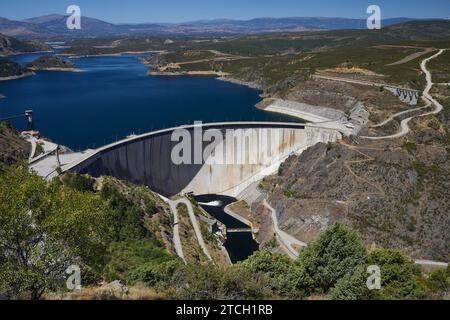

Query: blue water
194,194,259,263
0,52,299,150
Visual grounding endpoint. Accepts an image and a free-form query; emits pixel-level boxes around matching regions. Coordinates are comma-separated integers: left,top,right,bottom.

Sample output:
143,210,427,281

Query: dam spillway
64,122,341,197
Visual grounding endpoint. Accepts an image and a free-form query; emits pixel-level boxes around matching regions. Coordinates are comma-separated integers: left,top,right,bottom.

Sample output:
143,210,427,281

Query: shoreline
148,70,230,76
216,76,264,91
28,67,83,72
147,67,264,91
0,72,35,81
59,50,165,59
1,50,53,58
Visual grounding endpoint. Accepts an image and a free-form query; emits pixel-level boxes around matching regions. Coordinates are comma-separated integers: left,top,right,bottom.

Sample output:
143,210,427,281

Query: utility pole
25,110,33,130
56,145,61,168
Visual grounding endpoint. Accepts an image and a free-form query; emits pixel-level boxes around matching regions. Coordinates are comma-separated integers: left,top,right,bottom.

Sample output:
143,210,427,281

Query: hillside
0,14,417,39
1,160,447,300
0,122,30,164
26,55,75,70
0,33,51,55
0,57,29,78
0,17,47,38
384,20,450,39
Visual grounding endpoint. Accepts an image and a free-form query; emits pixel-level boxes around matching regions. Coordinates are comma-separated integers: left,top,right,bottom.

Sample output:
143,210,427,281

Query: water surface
1,52,300,150
194,194,259,263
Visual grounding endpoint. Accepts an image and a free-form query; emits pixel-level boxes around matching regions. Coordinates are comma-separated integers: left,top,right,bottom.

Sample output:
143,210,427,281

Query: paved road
370,105,429,128
166,199,186,264
415,260,448,268
421,49,445,115
28,139,36,162
169,198,213,262
263,199,307,259
361,49,445,140
414,260,448,268
263,198,448,267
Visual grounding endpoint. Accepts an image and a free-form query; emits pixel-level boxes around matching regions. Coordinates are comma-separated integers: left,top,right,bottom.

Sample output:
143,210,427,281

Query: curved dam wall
66,122,341,197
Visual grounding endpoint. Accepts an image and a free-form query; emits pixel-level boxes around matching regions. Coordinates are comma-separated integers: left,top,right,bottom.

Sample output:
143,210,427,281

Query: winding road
361,49,445,140
370,105,430,128
167,199,186,264
263,199,307,259
169,198,213,262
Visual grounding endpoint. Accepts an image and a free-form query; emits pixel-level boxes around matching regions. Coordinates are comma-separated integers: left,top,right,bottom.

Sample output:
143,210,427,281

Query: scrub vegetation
0,162,447,300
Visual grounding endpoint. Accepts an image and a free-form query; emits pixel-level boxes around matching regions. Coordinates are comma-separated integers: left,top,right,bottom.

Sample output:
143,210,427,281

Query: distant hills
0,33,51,56
0,14,423,39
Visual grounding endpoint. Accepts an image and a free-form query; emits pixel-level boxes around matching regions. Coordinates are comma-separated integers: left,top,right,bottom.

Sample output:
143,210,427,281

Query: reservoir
1,51,290,262
194,194,259,263
0,51,300,151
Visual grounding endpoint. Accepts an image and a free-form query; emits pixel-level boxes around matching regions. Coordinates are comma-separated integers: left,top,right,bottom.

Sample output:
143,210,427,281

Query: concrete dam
64,122,341,197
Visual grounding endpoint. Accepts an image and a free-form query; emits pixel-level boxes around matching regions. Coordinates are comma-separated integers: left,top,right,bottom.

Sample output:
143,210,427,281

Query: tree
241,249,312,298
127,258,185,290
173,264,275,300
332,249,428,300
424,266,450,299
0,165,115,298
298,223,367,293
42,181,116,281
0,164,70,299
367,249,426,300
330,265,376,300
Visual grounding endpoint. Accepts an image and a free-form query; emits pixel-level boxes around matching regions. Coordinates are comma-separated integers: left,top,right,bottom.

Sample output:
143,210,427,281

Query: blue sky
0,0,448,23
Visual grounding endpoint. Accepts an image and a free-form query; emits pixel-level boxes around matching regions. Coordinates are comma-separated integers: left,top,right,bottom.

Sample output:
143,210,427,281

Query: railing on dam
64,122,341,197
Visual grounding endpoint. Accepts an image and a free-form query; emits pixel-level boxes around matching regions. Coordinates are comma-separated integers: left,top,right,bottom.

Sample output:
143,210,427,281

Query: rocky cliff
0,122,30,164
260,127,449,261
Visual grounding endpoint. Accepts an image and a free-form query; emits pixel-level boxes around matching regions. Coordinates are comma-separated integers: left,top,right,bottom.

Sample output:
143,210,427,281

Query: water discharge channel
193,194,259,263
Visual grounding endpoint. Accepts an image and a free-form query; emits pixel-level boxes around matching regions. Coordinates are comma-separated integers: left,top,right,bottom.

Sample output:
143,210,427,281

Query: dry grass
45,284,167,300
320,66,384,77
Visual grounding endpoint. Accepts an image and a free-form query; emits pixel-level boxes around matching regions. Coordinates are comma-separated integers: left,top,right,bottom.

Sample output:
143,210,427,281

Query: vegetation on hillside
26,55,74,70
0,165,447,300
0,164,178,299
0,57,28,78
0,122,30,164
0,33,52,56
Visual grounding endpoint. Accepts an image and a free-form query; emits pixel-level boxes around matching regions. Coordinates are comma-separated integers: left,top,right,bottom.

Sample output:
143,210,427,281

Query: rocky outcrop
0,122,30,164
261,136,449,262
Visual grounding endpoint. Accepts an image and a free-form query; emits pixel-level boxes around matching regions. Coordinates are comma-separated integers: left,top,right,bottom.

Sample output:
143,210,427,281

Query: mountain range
0,14,421,39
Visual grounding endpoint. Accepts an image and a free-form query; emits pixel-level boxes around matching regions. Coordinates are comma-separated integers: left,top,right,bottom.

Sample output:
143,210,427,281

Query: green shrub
103,240,173,282
424,266,450,299
174,265,275,300
241,249,312,298
330,265,375,300
61,172,95,192
127,259,185,289
283,188,295,198
298,223,367,293
367,249,426,300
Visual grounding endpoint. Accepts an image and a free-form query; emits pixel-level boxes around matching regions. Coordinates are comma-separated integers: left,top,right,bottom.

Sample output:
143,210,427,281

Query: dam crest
59,122,341,197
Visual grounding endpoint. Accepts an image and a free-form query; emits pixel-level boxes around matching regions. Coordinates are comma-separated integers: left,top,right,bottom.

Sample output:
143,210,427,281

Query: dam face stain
194,194,259,263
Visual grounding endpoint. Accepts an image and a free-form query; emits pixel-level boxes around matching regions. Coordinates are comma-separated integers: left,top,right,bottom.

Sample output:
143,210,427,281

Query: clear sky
0,0,448,23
